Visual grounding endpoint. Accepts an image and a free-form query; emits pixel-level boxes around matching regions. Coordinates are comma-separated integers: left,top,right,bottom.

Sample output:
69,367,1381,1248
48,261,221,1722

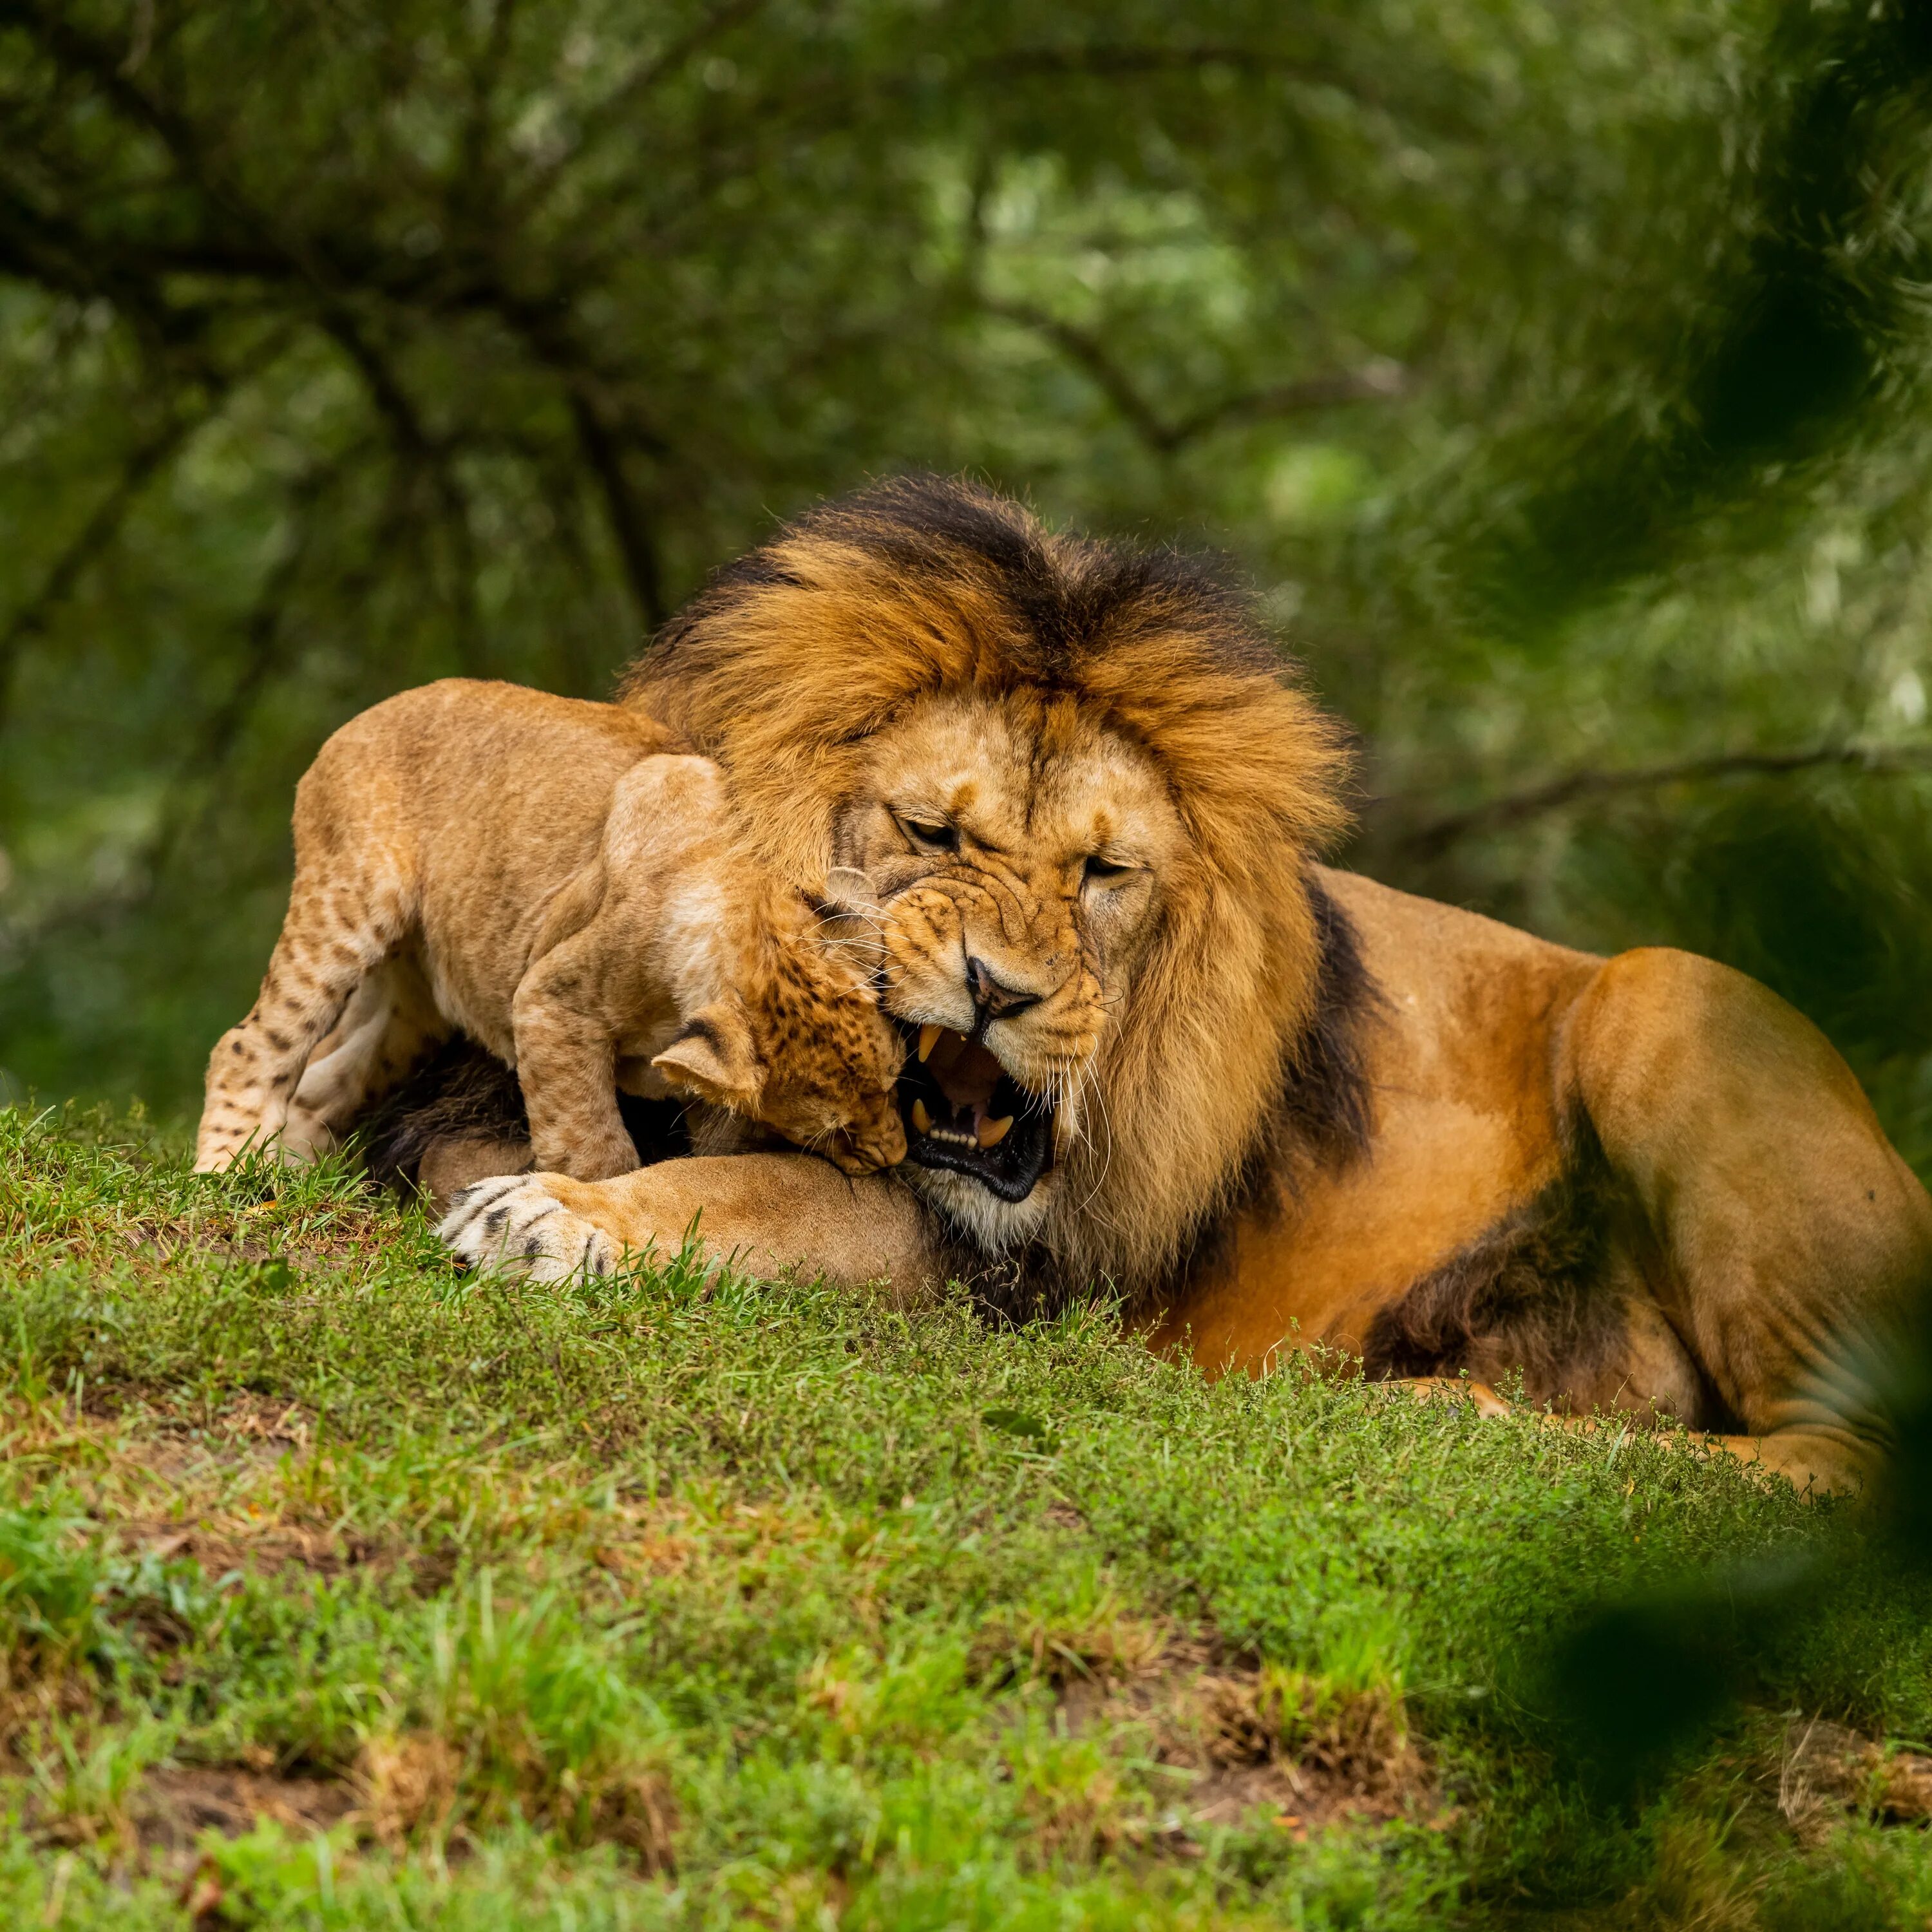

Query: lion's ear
652,998,765,1112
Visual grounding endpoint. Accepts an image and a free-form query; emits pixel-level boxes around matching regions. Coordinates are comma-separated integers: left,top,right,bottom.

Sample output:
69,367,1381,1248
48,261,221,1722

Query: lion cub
194,679,906,1182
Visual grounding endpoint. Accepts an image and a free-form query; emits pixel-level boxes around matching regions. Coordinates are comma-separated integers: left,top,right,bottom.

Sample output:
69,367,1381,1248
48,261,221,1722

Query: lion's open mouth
895,1021,1053,1204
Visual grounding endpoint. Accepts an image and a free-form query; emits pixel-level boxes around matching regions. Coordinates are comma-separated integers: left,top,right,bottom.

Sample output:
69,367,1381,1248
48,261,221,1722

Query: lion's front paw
438,1174,621,1283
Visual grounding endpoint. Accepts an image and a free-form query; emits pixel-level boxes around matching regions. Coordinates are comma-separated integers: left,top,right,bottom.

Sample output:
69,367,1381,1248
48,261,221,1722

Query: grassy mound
1,1106,1928,1927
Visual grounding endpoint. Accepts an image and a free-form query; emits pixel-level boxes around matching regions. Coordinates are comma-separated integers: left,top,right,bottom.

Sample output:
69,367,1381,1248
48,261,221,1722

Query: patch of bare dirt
110,1192,395,1282
590,1528,699,1579
131,1394,319,1484
209,1393,315,1447
120,1518,381,1585
1776,1716,1932,1837
135,1765,355,1854
1059,1631,1443,1845
971,1604,1171,1690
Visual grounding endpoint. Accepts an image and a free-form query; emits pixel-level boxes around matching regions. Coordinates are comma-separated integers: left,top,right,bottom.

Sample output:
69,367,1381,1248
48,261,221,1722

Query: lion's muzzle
895,1019,1055,1203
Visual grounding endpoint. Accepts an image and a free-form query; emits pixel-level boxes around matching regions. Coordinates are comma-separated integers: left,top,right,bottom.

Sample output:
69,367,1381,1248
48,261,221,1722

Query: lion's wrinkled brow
864,693,1184,873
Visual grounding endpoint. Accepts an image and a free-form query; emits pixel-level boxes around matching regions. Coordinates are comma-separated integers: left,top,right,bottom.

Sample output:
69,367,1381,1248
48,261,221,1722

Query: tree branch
981,299,1175,450
0,4,444,325
508,0,773,216
567,386,665,632
1388,744,1932,858
979,46,1362,91
1168,360,1405,443
156,445,430,870
449,0,522,239
7,451,367,942
983,298,1401,453
971,44,1481,138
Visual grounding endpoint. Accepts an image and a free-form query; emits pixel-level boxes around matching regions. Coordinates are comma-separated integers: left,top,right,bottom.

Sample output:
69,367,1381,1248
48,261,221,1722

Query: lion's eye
1083,855,1133,886
900,817,958,855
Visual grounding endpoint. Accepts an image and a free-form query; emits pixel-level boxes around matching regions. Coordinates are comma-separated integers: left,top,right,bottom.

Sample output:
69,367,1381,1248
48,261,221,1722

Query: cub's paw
438,1174,620,1283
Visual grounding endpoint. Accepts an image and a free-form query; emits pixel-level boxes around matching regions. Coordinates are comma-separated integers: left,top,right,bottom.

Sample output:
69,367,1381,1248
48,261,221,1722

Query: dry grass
1776,1715,1932,1835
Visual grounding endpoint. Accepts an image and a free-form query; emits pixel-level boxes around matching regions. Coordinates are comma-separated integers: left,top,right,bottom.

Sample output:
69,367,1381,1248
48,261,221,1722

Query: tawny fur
622,483,1350,1289
194,680,905,1182
428,478,1931,1497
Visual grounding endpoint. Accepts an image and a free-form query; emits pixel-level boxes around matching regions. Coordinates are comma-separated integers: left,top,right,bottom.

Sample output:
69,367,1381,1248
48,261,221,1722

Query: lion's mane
620,476,1365,1299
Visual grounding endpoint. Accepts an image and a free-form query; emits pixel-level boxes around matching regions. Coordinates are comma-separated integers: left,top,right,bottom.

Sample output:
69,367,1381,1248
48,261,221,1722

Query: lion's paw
438,1175,621,1283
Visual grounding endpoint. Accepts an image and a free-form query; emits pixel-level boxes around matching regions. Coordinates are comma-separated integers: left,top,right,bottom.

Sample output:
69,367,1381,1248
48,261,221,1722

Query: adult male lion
439,476,1931,1492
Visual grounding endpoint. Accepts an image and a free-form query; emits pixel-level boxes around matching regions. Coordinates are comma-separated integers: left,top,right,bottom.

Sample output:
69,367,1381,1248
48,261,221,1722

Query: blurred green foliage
5,0,1932,1154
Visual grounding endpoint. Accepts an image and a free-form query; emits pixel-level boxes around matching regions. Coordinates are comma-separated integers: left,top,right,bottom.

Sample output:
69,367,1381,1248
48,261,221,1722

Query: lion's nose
967,955,1043,1020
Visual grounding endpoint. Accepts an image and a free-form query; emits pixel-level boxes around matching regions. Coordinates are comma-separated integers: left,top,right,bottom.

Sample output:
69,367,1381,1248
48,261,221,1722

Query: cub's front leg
509,942,639,1182
438,1153,942,1291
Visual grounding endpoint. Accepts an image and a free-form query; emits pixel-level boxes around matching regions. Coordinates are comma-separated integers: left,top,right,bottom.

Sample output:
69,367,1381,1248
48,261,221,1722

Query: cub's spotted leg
275,973,390,1162
283,956,450,1160
195,860,408,1172
509,933,639,1182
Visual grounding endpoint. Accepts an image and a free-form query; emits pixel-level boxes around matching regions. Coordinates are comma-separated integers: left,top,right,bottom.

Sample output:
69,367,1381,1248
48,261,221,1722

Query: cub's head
651,941,908,1177
627,476,1355,1294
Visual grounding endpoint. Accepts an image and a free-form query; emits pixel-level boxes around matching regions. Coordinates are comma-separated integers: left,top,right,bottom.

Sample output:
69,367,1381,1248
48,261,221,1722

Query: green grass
1,1104,1930,1928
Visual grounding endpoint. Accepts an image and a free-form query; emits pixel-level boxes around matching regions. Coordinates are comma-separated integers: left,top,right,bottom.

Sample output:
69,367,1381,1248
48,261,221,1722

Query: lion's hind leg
1569,947,1932,1499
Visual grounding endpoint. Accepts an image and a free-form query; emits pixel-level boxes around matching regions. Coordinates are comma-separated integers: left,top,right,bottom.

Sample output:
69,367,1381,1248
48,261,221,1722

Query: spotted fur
194,680,905,1184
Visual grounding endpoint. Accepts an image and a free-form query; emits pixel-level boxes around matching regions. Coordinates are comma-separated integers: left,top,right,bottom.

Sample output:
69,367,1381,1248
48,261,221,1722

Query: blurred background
5,0,1932,1164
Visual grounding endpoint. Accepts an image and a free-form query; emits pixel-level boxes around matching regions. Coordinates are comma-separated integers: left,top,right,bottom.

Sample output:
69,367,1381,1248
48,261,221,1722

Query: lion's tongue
926,1030,1003,1112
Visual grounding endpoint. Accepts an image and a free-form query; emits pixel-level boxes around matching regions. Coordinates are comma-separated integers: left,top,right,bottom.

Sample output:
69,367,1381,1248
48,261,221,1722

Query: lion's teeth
977,1113,1014,1149
912,1098,933,1135
918,1023,942,1063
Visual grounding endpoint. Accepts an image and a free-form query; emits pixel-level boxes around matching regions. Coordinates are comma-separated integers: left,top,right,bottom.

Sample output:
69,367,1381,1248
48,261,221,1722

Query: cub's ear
821,866,878,909
652,999,764,1112
806,873,886,972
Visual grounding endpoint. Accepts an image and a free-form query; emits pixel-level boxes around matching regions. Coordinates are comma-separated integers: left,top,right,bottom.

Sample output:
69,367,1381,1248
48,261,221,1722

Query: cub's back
298,681,685,1041
301,679,678,904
